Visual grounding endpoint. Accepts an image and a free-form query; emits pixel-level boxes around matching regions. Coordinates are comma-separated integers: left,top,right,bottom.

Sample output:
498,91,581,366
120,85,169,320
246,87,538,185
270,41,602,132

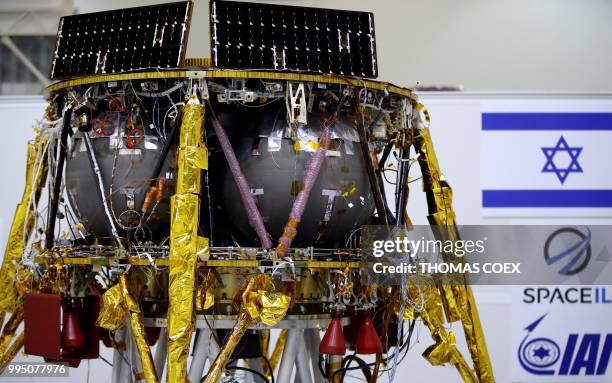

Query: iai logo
518,313,612,376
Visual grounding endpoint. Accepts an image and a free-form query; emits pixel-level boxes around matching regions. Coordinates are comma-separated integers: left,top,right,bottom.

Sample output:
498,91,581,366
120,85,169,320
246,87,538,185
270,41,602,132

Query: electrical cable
318,354,329,380
99,355,113,367
382,168,398,185
332,352,373,383
397,319,417,365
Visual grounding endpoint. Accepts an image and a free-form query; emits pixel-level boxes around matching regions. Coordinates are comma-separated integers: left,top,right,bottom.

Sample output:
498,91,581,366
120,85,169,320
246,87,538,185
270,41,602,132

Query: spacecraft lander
0,1,494,382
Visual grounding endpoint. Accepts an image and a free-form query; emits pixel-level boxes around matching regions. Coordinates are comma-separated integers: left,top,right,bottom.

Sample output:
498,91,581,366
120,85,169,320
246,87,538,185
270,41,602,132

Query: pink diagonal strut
211,118,273,249
276,125,332,258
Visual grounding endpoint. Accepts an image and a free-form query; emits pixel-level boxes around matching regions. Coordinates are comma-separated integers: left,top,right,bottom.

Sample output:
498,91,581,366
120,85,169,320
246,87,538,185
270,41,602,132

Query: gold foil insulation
0,136,47,313
239,275,290,327
203,310,252,383
257,291,291,326
167,99,207,382
263,328,288,380
196,269,215,311
196,287,214,312
458,285,495,383
267,328,287,375
414,283,477,383
413,119,495,382
97,284,127,331
0,331,24,374
203,275,290,383
97,275,159,383
0,306,24,355
120,275,159,383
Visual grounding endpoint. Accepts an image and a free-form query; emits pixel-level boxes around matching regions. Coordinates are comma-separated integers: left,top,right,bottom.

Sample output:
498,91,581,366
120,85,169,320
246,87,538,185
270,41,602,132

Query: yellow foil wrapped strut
176,102,205,194
427,188,457,229
167,100,206,383
413,127,442,191
185,146,209,170
195,290,214,311
196,268,215,311
167,193,201,382
203,275,290,383
120,275,159,383
240,274,273,321
203,309,254,383
268,329,287,373
261,330,270,360
459,285,495,383
177,148,203,195
423,333,478,383
413,122,495,382
203,292,214,310
438,283,461,324
422,330,456,366
0,331,24,374
0,137,47,313
96,276,159,383
0,306,24,355
416,286,477,383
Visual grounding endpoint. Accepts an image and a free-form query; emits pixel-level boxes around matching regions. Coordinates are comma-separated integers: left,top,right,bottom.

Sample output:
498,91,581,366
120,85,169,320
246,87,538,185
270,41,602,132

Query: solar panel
50,1,193,80
210,0,378,78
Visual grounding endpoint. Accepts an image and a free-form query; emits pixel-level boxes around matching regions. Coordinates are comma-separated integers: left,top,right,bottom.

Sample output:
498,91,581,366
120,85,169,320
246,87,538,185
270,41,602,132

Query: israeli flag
482,103,612,216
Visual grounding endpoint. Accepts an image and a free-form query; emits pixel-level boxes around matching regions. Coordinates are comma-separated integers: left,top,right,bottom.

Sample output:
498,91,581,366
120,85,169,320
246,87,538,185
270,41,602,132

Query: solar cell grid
50,1,192,79
210,0,378,78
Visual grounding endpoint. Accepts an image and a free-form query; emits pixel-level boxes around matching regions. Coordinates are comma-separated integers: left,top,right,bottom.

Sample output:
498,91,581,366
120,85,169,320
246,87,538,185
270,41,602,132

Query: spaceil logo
544,227,591,276
518,314,612,376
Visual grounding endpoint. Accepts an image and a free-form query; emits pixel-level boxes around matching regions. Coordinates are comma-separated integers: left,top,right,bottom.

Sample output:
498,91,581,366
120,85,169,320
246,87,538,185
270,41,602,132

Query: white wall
0,96,47,252
70,0,612,92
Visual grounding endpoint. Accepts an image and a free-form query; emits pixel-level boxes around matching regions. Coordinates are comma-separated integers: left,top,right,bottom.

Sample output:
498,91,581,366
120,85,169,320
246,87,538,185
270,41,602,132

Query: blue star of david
541,136,583,184
533,346,551,360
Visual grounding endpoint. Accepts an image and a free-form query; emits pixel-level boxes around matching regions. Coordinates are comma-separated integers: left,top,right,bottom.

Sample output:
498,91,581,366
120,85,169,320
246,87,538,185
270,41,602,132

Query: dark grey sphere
65,133,175,241
219,127,374,248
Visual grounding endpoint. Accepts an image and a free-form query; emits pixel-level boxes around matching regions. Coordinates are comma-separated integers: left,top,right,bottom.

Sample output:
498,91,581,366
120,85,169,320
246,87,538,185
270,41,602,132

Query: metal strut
45,105,72,249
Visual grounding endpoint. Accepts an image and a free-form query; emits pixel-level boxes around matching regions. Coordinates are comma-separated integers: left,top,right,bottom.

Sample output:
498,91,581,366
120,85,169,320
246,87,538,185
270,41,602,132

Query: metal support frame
188,329,213,383
45,105,71,249
111,323,131,383
275,328,319,383
153,327,168,381
0,35,50,87
277,329,301,382
295,336,313,383
305,329,324,383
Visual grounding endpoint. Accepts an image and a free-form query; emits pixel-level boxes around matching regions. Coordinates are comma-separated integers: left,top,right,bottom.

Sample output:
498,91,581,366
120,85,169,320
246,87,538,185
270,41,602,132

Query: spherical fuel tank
217,107,375,247
65,129,175,242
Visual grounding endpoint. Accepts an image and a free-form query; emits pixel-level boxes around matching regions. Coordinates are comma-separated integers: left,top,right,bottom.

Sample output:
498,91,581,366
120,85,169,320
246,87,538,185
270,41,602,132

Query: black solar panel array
210,0,378,78
50,1,193,79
